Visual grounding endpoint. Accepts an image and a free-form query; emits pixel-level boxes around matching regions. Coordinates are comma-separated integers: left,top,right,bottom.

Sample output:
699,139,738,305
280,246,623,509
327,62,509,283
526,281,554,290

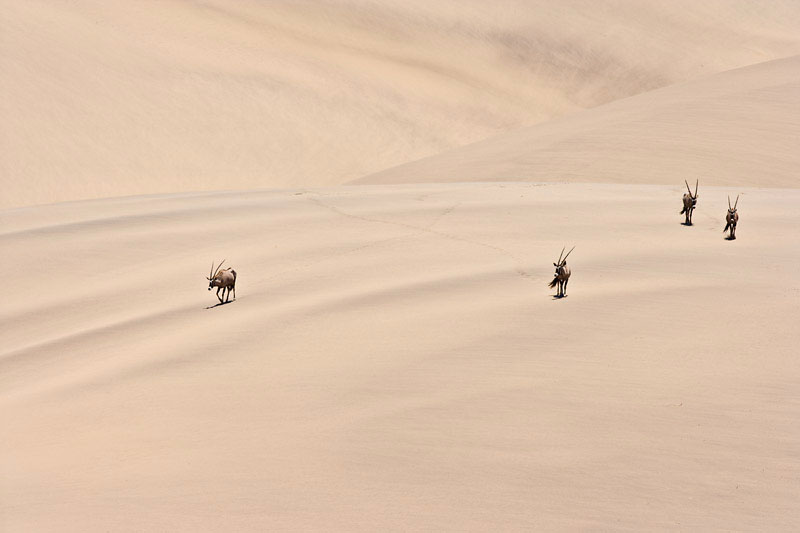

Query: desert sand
358,55,800,189
3,184,800,530
3,1,800,531
4,0,800,208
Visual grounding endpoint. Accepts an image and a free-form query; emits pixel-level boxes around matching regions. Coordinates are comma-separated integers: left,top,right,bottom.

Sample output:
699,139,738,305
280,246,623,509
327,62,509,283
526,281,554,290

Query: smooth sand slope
359,55,800,188
2,183,800,530
4,2,800,530
4,1,800,208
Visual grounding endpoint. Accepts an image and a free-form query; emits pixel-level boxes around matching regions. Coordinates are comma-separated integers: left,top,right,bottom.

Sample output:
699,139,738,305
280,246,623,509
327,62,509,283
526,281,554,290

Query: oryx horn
213,259,226,278
562,246,576,263
208,259,226,280
734,194,739,209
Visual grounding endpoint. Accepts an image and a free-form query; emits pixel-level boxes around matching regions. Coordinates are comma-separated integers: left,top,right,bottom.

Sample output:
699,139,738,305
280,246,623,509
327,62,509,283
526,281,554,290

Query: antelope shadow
206,300,235,310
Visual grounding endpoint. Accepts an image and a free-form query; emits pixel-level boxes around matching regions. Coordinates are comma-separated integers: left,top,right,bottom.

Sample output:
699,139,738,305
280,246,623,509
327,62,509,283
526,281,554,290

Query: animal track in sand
306,194,535,283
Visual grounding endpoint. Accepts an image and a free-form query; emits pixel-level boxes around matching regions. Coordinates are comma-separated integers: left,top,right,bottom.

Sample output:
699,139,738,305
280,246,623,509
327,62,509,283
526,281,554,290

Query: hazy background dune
3,0,800,207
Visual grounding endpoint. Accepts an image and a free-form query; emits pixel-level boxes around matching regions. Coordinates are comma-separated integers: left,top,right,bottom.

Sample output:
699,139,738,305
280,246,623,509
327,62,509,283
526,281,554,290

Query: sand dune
3,183,800,530
4,1,800,208
358,55,800,188
4,2,800,530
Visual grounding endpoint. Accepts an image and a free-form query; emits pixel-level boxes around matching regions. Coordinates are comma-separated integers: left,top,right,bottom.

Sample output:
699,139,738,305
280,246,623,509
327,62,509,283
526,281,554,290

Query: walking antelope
724,195,740,240
207,259,237,303
548,246,574,298
680,180,699,225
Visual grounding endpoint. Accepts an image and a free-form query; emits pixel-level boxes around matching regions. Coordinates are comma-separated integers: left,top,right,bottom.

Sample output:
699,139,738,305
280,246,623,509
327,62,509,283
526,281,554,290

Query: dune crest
357,55,800,188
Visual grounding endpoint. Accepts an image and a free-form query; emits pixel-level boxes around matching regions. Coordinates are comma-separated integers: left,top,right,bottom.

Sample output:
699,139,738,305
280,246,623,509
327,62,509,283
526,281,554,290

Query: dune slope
3,183,800,530
4,1,800,207
358,55,800,189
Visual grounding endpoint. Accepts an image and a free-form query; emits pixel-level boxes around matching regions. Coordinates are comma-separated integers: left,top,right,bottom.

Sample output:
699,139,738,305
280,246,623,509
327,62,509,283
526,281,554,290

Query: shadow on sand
206,300,235,310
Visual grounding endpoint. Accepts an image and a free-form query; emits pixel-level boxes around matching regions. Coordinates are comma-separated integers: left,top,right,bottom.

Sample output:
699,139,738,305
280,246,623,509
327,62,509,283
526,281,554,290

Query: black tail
723,223,730,232
680,207,686,214
231,269,237,285
548,276,559,289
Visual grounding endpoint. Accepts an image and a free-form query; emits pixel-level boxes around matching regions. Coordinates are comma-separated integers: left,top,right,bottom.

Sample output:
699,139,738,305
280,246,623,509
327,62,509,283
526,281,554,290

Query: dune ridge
357,54,800,188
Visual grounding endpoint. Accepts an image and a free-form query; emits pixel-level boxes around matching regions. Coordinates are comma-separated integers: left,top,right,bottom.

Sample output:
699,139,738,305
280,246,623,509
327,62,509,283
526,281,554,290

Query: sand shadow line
206,300,235,310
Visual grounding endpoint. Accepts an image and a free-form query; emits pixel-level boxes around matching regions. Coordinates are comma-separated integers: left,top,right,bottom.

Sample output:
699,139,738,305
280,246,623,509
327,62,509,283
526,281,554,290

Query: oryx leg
225,286,230,303
217,287,224,303
563,278,569,297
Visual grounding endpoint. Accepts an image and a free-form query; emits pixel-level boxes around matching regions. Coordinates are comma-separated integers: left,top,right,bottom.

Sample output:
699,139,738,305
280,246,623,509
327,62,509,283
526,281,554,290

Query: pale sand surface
358,55,800,188
4,1,800,208
4,1,800,530
2,183,800,530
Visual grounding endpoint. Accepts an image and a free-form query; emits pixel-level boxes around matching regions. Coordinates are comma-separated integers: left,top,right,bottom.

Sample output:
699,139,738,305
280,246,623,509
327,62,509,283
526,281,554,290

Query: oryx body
207,260,237,303
548,246,574,298
680,180,699,225
724,195,740,240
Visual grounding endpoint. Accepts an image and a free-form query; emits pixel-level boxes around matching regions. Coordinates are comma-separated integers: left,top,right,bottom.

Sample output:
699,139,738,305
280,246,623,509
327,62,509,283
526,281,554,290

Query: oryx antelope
680,180,699,225
207,260,237,303
548,246,574,298
724,195,740,240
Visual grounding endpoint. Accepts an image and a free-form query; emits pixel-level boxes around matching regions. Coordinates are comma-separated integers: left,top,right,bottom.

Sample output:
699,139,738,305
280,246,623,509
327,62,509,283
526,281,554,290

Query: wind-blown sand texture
3,1,800,531
3,184,800,530
3,1,800,208
0,184,800,531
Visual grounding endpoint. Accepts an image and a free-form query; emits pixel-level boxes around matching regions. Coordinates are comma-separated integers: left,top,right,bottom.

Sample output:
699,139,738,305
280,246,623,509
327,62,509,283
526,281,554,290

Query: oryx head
553,246,575,273
728,194,739,215
685,179,698,207
207,259,225,290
